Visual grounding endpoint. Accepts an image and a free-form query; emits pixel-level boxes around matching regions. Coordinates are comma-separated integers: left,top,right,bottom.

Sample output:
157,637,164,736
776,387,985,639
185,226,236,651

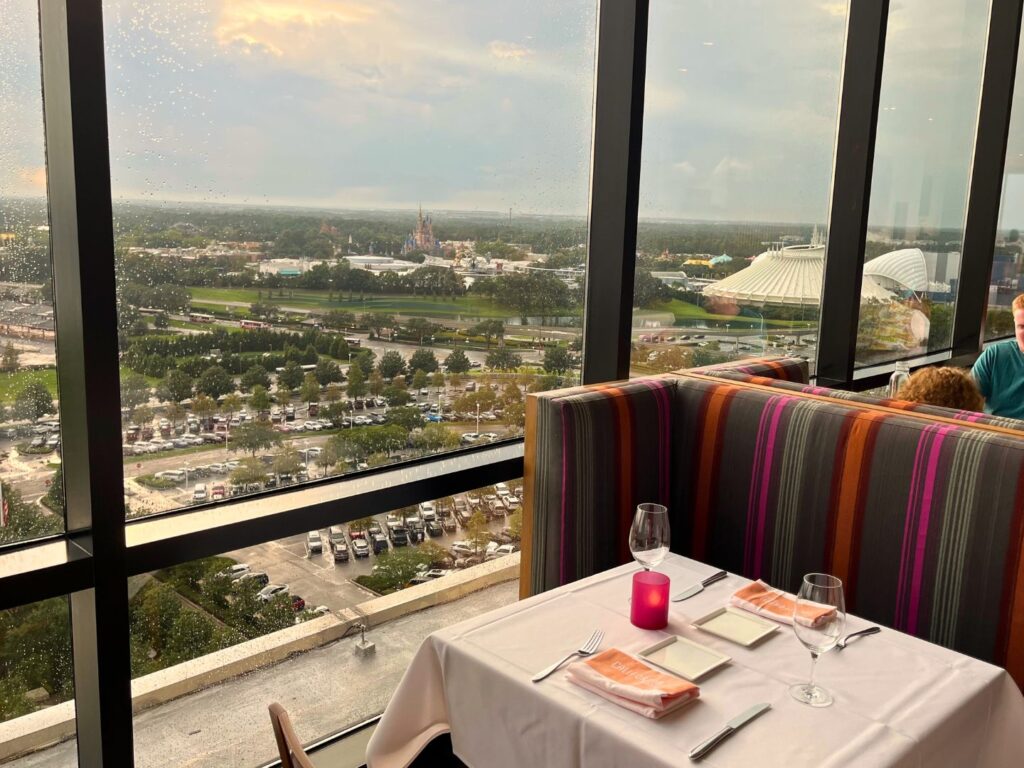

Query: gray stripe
772,401,815,586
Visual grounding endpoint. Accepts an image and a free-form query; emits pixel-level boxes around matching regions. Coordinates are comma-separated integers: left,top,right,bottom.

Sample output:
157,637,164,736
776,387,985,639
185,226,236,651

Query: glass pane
104,1,594,517
0,597,76,766
126,482,521,766
631,1,848,377
0,0,64,543
856,0,990,366
987,38,1024,340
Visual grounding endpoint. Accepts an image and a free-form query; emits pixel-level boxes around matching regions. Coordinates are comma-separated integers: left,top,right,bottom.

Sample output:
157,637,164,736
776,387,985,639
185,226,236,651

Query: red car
291,595,306,612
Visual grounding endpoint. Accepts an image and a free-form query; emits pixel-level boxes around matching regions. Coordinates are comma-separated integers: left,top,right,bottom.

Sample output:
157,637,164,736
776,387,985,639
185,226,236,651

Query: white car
258,584,289,602
460,432,479,445
220,563,251,581
306,531,323,554
451,541,475,556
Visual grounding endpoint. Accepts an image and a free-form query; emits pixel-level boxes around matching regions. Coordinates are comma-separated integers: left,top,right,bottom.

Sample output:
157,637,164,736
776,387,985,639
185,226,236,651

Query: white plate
636,635,730,681
691,606,779,647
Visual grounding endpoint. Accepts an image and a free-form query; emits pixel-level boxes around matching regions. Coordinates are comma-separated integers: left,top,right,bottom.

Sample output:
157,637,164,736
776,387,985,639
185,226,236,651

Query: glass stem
808,651,819,689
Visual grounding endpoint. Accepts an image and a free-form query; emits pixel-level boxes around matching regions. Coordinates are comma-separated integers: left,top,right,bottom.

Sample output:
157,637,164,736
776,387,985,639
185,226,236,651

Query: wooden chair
268,702,315,768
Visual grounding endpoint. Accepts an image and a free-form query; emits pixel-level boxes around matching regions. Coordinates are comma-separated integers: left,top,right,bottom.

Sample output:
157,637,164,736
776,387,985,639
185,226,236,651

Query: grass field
645,299,817,329
189,287,516,320
0,368,58,402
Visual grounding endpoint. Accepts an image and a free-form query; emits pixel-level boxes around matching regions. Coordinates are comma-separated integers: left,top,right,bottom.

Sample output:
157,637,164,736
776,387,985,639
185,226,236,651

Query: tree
230,457,268,487
323,383,343,403
385,406,425,431
249,385,272,414
277,361,304,393
411,423,459,453
191,393,216,425
315,358,342,386
230,420,282,457
0,482,62,545
221,393,243,420
0,342,19,373
543,346,575,375
405,317,433,345
368,371,385,397
346,363,367,399
120,373,151,412
13,380,53,421
466,510,491,555
378,350,407,380
272,447,303,480
133,404,154,426
45,465,64,514
382,385,412,406
351,348,376,377
162,369,194,403
507,510,522,541
164,402,186,428
240,365,272,392
196,365,235,399
408,349,438,374
431,371,446,392
503,401,525,430
485,347,522,372
501,382,523,406
411,369,429,391
323,309,355,329
300,373,321,406
444,348,471,374
632,269,670,307
471,319,505,348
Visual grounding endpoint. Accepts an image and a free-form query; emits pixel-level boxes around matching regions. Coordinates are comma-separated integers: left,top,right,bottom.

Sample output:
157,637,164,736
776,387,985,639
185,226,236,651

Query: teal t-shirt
971,340,1024,419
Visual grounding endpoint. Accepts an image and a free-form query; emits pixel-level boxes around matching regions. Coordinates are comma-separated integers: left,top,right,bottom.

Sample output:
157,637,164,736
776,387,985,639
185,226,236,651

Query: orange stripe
520,396,539,599
1001,470,1024,686
830,411,888,588
693,386,738,559
592,384,635,562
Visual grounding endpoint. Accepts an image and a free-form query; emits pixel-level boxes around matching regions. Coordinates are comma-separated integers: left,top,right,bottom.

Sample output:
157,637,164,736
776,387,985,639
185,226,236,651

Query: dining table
365,554,1024,767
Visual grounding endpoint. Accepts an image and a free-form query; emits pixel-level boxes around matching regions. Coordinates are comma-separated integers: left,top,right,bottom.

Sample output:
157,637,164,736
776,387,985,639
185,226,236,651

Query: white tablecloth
366,555,1024,767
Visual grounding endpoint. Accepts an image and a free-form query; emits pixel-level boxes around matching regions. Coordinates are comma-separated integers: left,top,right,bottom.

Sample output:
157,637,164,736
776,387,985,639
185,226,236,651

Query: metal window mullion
953,0,1024,355
581,0,649,384
816,0,890,388
39,0,134,765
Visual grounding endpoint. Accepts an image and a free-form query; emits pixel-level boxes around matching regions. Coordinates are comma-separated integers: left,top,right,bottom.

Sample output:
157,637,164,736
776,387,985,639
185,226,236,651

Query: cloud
818,2,848,17
673,161,696,175
488,40,534,61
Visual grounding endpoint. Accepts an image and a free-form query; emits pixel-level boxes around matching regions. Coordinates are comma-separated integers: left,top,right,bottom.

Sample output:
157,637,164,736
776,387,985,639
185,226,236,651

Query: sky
0,0,1003,227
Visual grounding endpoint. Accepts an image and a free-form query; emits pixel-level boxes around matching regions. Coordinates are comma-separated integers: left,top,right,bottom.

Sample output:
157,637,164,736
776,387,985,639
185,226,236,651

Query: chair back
268,702,316,768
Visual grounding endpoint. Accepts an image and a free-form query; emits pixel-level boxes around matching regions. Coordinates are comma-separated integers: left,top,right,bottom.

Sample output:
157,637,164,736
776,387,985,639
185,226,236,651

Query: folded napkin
731,580,836,628
565,648,699,719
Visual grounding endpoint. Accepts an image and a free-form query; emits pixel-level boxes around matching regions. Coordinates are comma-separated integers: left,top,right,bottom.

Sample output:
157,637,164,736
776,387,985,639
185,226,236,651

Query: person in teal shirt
972,295,1024,420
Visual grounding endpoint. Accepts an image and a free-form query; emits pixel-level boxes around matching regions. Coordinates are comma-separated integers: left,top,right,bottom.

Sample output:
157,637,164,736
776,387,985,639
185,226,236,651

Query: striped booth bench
521,362,1024,688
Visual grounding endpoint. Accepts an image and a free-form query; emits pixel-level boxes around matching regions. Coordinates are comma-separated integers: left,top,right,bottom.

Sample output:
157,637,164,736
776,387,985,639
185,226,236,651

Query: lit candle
630,571,669,629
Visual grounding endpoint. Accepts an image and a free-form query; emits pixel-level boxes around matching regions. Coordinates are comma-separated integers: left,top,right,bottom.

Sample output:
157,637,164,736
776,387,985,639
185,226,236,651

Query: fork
836,626,880,650
531,629,604,682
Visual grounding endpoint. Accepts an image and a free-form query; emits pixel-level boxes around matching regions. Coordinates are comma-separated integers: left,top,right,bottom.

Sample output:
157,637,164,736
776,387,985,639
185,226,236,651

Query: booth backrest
523,371,1024,687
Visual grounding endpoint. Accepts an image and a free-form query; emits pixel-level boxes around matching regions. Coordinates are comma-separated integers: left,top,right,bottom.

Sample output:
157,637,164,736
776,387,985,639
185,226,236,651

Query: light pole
183,459,190,497
301,439,311,472
476,402,480,435
725,322,731,352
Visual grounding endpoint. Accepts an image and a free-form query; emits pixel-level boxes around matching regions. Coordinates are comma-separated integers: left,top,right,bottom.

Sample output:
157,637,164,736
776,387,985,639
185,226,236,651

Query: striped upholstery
524,372,1024,688
701,369,1024,433
683,356,810,383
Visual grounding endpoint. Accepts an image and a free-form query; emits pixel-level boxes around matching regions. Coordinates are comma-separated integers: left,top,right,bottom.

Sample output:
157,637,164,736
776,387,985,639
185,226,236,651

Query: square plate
691,607,779,647
636,635,730,681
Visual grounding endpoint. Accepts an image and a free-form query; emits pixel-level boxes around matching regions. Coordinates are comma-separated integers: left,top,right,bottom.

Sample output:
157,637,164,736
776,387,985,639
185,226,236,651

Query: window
856,0,991,365
125,483,520,767
105,0,594,516
630,0,848,377
987,37,1024,339
0,0,64,544
0,597,75,764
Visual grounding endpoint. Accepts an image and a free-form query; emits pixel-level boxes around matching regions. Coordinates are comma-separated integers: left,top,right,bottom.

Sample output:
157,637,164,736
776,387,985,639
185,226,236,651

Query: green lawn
0,368,58,402
189,286,515,320
646,299,817,329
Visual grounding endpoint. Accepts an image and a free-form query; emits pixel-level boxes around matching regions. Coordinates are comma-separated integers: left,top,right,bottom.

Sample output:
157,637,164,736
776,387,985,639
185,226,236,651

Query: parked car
193,483,208,502
219,563,250,581
418,501,436,521
389,527,409,547
331,541,349,562
238,571,269,588
328,525,346,545
460,432,479,445
351,538,370,558
489,543,518,559
451,541,475,556
258,584,289,602
370,533,389,555
426,520,443,537
305,531,322,554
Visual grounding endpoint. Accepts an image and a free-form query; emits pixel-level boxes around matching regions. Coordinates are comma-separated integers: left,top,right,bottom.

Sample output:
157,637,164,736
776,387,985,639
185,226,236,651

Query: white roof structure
863,248,951,293
703,243,893,307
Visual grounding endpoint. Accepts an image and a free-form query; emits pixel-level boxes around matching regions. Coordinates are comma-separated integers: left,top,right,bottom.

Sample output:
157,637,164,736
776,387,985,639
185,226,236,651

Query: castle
402,206,439,255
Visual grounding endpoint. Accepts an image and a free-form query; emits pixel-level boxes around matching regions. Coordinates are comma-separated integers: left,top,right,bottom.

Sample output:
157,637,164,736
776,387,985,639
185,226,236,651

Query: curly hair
896,367,985,412
1013,293,1024,312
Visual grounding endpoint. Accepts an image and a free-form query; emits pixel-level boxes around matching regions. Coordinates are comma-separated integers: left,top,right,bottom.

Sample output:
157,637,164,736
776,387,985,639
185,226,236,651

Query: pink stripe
753,398,787,576
905,425,955,634
895,426,934,616
559,404,570,585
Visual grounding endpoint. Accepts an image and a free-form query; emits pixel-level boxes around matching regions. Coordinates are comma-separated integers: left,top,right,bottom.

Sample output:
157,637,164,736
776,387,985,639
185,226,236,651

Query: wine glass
790,573,846,707
628,503,670,571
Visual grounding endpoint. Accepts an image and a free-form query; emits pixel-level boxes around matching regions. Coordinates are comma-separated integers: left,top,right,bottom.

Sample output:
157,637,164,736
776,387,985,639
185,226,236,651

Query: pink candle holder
630,571,669,629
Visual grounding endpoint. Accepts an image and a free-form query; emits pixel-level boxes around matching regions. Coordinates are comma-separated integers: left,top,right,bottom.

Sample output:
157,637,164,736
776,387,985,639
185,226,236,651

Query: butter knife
672,570,728,602
689,702,771,761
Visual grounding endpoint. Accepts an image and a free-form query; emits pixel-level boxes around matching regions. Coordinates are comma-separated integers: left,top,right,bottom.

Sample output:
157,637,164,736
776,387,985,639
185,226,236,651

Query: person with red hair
972,293,1024,419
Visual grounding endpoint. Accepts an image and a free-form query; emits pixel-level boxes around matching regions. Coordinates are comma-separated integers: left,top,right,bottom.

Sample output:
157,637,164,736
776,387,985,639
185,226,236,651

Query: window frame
1,0,1021,764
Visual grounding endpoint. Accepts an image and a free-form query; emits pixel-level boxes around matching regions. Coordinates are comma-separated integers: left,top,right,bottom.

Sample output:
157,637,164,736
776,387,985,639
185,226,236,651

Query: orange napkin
730,580,836,628
565,648,699,719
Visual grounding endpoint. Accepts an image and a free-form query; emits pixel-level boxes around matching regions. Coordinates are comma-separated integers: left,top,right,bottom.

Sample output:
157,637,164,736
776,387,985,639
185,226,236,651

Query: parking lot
218,490,521,613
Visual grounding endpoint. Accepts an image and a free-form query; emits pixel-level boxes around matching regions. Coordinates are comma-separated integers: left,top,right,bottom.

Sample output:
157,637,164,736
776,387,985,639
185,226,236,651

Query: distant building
257,258,327,276
402,207,440,255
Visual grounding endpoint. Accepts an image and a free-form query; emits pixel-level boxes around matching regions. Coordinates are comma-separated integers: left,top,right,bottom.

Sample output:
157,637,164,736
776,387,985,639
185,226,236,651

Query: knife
689,702,771,761
672,570,728,602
